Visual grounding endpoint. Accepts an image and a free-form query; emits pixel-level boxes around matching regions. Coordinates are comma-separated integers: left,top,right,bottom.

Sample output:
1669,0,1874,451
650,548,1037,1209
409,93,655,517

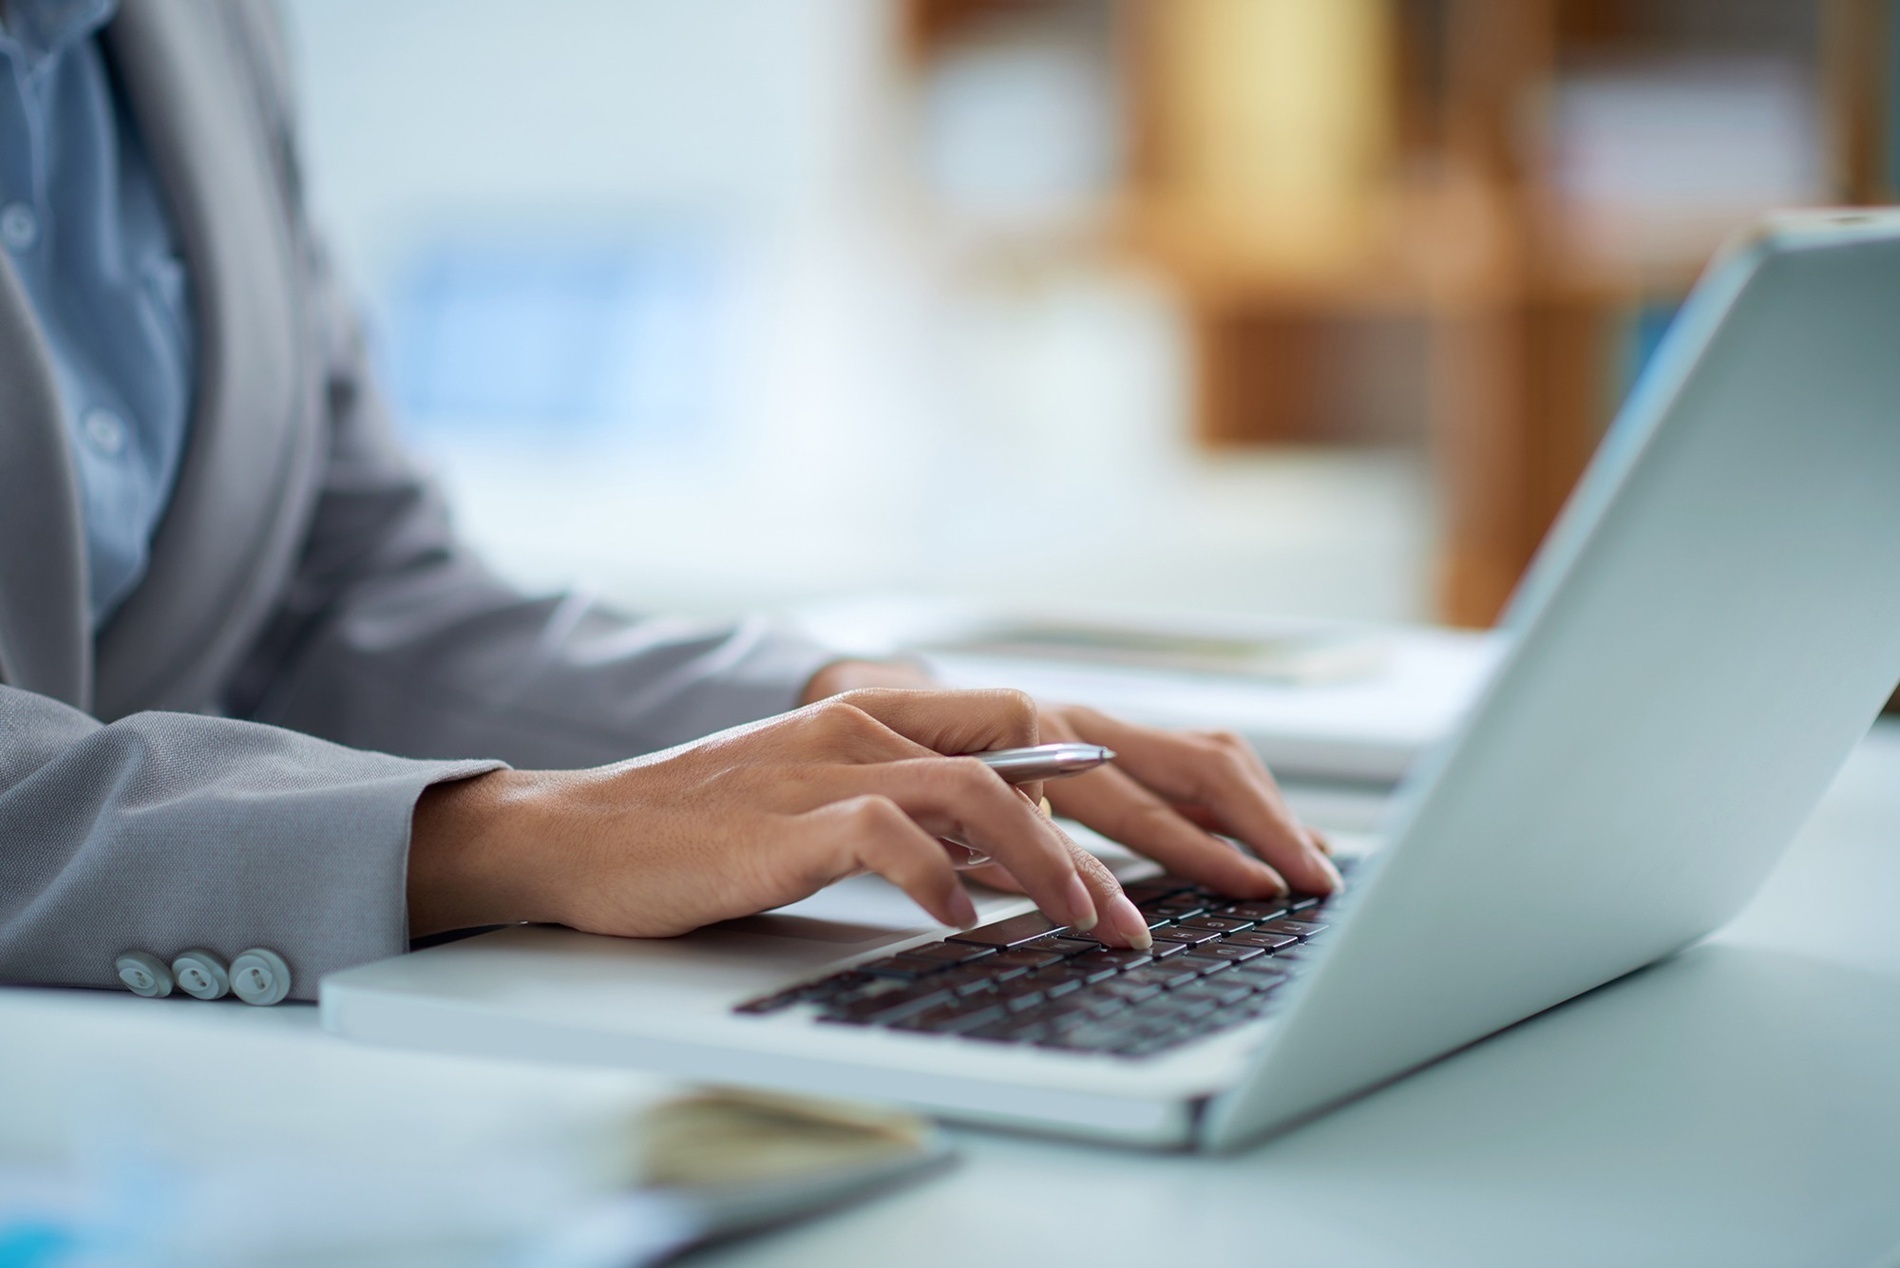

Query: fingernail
948,887,979,929
1315,852,1344,892
1107,894,1152,950
1252,860,1290,896
1064,874,1099,932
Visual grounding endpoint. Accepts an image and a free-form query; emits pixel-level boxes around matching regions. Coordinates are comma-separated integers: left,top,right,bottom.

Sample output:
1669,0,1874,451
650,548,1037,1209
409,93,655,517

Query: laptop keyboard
733,859,1353,1059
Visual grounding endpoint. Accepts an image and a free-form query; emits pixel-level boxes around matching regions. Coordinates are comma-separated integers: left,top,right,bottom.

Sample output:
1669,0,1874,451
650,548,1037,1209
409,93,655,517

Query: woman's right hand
407,688,1156,948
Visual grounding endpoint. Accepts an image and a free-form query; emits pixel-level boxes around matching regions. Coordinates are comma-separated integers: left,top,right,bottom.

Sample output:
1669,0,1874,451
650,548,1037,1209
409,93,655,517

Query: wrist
408,768,563,937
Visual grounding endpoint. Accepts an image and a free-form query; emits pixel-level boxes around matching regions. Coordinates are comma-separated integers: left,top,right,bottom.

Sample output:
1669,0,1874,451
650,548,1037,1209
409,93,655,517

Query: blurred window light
920,20,1123,228
384,233,727,446
1548,56,1822,215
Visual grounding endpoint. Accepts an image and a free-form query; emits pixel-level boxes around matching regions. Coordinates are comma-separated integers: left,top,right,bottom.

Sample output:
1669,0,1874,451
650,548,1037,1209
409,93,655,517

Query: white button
0,201,37,251
115,951,173,998
230,948,291,1006
171,949,230,1000
81,408,128,457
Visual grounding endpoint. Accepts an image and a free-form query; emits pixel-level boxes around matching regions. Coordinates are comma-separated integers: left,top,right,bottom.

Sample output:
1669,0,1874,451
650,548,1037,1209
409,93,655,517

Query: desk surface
6,723,1899,1268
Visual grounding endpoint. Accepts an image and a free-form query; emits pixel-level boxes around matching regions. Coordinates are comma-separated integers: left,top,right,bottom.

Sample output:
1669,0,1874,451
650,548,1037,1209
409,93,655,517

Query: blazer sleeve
0,683,502,999
217,9,837,770
219,248,837,768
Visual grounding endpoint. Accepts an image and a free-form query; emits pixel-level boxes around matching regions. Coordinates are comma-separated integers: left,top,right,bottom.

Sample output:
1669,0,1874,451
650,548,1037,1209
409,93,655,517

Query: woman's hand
802,661,1339,902
408,688,1157,948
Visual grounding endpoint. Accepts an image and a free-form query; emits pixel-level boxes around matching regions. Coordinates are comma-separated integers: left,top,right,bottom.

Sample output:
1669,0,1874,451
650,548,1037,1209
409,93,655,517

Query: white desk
6,723,1899,1268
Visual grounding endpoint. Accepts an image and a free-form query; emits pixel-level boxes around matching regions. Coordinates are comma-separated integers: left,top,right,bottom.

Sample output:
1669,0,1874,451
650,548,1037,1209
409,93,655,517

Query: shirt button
171,949,231,1000
0,202,38,251
230,948,292,1006
115,951,174,998
81,408,128,457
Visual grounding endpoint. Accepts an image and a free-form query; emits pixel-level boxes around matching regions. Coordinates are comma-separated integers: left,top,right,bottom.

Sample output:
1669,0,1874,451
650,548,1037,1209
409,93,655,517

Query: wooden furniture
903,0,1895,627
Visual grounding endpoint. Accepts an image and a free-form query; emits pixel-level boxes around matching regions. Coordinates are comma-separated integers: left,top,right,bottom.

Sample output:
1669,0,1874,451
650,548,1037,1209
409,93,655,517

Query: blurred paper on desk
793,596,1505,785
920,619,1390,685
0,991,951,1268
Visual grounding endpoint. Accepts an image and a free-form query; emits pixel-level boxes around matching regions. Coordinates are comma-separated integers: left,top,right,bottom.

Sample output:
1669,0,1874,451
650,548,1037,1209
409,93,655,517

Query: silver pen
972,743,1115,784
942,743,1114,871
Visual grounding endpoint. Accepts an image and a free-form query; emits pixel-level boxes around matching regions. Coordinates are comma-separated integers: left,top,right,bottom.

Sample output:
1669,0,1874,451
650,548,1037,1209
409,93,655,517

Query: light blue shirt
0,0,195,628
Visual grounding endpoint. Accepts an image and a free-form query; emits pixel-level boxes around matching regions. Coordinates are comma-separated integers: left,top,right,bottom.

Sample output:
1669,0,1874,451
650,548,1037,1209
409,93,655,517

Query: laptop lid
1206,212,1900,1149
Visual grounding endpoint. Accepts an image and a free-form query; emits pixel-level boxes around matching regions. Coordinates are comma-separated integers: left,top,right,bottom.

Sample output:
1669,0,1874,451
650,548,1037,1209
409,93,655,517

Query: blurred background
281,0,1894,630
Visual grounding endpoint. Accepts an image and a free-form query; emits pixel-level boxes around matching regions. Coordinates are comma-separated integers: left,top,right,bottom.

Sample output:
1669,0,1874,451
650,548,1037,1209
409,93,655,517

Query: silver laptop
322,212,1900,1150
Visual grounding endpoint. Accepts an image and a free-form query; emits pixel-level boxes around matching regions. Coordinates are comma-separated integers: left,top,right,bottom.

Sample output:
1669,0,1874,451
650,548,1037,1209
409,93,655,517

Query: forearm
0,686,499,999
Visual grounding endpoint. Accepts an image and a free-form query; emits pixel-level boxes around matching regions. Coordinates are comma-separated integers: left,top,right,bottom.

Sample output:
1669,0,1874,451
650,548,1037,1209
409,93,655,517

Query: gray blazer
0,1,834,1000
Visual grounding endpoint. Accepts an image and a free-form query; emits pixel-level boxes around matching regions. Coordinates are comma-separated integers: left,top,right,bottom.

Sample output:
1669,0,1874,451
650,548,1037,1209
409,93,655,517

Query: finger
964,862,1027,893
1058,708,1339,894
830,687,1040,760
792,796,978,929
1049,763,1289,898
829,757,1098,932
967,834,1152,949
1063,838,1151,949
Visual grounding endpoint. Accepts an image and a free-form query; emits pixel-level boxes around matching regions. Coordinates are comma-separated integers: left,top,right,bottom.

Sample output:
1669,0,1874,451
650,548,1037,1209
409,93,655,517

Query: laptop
322,212,1900,1150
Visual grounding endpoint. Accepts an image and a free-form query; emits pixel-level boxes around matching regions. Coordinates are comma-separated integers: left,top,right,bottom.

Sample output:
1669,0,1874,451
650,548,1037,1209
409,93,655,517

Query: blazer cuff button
230,948,291,1006
115,951,173,997
171,949,230,1000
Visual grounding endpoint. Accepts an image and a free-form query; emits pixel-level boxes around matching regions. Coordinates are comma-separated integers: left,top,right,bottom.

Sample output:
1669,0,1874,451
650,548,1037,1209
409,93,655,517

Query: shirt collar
0,0,117,64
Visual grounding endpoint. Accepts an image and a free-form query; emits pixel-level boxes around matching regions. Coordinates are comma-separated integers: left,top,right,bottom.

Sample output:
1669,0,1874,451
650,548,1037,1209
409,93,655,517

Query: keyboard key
1073,949,1154,972
857,954,954,979
937,1003,1011,1033
988,948,1067,971
1037,975,1084,999
1225,931,1299,951
904,941,997,965
1145,939,1193,959
1060,958,1125,984
1257,918,1327,939
1122,876,1200,904
1153,925,1223,947
1097,979,1162,1004
1173,954,1236,977
1078,993,1132,1019
821,983,953,1025
948,911,1069,948
1148,900,1209,920
1121,964,1203,991
1215,901,1292,921
1286,895,1324,913
1037,937,1101,958
1172,916,1256,935
1179,980,1255,1008
1161,995,1218,1020
798,972,873,1001
929,966,1001,995
1192,942,1266,963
